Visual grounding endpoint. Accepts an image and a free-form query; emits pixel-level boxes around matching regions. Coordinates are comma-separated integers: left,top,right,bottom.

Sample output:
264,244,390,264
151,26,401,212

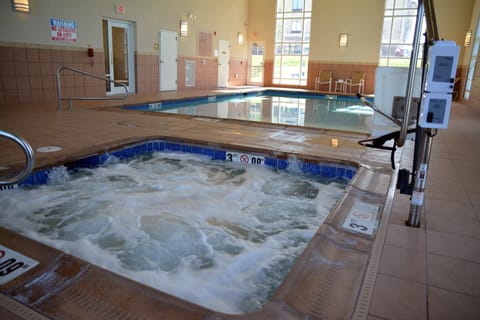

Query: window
274,0,312,85
380,0,423,67
464,20,480,99
291,20,302,34
292,0,303,12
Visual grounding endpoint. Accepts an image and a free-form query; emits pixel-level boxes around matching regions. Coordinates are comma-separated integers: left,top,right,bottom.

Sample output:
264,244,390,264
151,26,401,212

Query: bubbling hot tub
0,139,395,319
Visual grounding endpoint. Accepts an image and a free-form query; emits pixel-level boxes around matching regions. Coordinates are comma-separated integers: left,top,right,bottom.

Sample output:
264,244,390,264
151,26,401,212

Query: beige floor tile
389,204,412,226
369,274,426,320
378,245,426,283
428,287,480,320
424,183,470,204
474,205,480,220
427,230,480,263
386,224,425,250
427,164,460,182
426,201,480,238
425,198,478,220
468,191,480,207
428,254,480,296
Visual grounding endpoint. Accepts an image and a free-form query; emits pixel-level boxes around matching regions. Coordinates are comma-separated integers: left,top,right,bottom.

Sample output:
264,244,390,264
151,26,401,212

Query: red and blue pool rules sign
50,18,77,42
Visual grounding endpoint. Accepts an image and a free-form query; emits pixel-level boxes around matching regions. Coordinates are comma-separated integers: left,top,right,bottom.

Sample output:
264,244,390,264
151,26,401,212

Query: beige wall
247,0,276,58
247,0,477,64
1,0,476,65
1,0,479,102
247,0,384,63
435,0,476,67
310,0,385,63
0,0,249,59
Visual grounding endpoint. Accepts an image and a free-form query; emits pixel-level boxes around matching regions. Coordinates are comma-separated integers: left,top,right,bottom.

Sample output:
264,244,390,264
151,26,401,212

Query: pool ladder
0,130,35,188
56,66,129,111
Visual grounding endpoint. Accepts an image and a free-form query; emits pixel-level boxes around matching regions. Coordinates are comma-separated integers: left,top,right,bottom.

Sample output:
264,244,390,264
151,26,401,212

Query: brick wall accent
263,59,377,94
136,53,159,94
0,44,105,105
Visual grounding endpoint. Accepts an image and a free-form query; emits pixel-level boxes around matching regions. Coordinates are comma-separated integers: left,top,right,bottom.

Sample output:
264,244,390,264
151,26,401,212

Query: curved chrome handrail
56,66,129,111
0,130,35,186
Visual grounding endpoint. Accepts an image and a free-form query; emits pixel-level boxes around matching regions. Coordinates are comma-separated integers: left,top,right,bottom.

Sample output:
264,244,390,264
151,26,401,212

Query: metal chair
314,71,332,91
345,72,365,93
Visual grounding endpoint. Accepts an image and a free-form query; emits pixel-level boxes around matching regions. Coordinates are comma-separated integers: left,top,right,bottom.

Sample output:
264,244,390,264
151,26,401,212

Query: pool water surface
0,149,349,314
126,91,374,133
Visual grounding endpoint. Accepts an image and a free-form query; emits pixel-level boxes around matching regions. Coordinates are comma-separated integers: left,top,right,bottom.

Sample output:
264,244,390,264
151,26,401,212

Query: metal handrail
56,66,129,111
0,130,35,186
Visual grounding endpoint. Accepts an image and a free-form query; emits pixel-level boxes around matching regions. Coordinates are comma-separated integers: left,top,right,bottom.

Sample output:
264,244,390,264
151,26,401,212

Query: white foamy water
0,152,347,314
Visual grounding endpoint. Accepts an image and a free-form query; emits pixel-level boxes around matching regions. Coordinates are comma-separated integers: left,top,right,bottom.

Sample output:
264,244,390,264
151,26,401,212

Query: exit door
103,19,135,95
248,42,264,85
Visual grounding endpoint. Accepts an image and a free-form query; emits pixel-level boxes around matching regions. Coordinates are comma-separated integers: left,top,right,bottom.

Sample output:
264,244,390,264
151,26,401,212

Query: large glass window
274,0,312,85
464,21,480,99
380,0,422,67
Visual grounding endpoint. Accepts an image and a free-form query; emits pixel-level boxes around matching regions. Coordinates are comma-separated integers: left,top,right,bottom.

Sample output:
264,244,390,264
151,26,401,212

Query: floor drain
37,146,62,153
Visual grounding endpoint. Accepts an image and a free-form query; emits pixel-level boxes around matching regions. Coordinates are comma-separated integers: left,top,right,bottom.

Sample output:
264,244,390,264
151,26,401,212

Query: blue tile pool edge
17,139,357,187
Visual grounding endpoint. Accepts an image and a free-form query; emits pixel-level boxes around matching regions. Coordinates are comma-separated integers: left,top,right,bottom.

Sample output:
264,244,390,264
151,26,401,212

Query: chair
314,71,332,92
345,72,365,93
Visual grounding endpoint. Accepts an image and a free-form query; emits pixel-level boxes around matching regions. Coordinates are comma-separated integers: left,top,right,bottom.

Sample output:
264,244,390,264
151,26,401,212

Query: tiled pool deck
1,88,479,319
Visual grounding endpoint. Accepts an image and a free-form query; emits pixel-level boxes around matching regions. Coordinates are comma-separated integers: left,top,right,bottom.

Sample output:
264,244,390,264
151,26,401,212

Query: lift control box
419,40,459,129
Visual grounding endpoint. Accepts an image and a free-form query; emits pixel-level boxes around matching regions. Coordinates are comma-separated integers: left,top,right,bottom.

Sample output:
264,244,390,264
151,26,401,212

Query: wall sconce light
237,32,244,45
331,138,339,148
339,33,348,47
12,0,30,13
180,20,188,37
464,31,472,47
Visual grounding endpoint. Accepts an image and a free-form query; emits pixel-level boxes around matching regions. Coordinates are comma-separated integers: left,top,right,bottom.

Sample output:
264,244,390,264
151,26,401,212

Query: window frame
273,0,312,86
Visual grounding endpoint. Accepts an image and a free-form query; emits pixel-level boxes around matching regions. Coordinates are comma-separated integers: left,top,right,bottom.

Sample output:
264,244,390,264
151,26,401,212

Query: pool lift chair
314,71,333,92
356,0,460,228
345,72,365,93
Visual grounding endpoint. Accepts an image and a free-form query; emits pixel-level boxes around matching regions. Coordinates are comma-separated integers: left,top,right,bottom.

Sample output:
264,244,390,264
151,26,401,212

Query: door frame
104,18,136,95
248,41,265,85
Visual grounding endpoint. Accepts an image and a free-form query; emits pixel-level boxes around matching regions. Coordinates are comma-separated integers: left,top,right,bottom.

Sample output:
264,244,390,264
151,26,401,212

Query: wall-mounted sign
116,4,126,14
50,18,77,42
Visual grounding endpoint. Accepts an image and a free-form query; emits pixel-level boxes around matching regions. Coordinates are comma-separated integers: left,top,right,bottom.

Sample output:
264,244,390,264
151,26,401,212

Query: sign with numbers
0,245,38,285
342,202,380,236
225,151,265,165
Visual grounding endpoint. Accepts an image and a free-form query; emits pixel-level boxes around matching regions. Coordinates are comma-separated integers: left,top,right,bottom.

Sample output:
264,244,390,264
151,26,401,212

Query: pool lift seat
314,71,332,92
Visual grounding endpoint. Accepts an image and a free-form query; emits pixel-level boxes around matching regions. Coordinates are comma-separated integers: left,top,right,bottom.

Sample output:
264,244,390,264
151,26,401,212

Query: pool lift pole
358,0,459,228
398,0,459,227
400,0,432,228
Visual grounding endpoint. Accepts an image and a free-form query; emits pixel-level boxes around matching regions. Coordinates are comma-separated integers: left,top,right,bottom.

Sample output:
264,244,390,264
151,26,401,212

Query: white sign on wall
50,18,77,42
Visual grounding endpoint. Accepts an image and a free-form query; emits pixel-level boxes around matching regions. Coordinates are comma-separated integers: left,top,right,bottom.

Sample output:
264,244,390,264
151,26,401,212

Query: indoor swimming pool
0,141,353,314
125,91,374,133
